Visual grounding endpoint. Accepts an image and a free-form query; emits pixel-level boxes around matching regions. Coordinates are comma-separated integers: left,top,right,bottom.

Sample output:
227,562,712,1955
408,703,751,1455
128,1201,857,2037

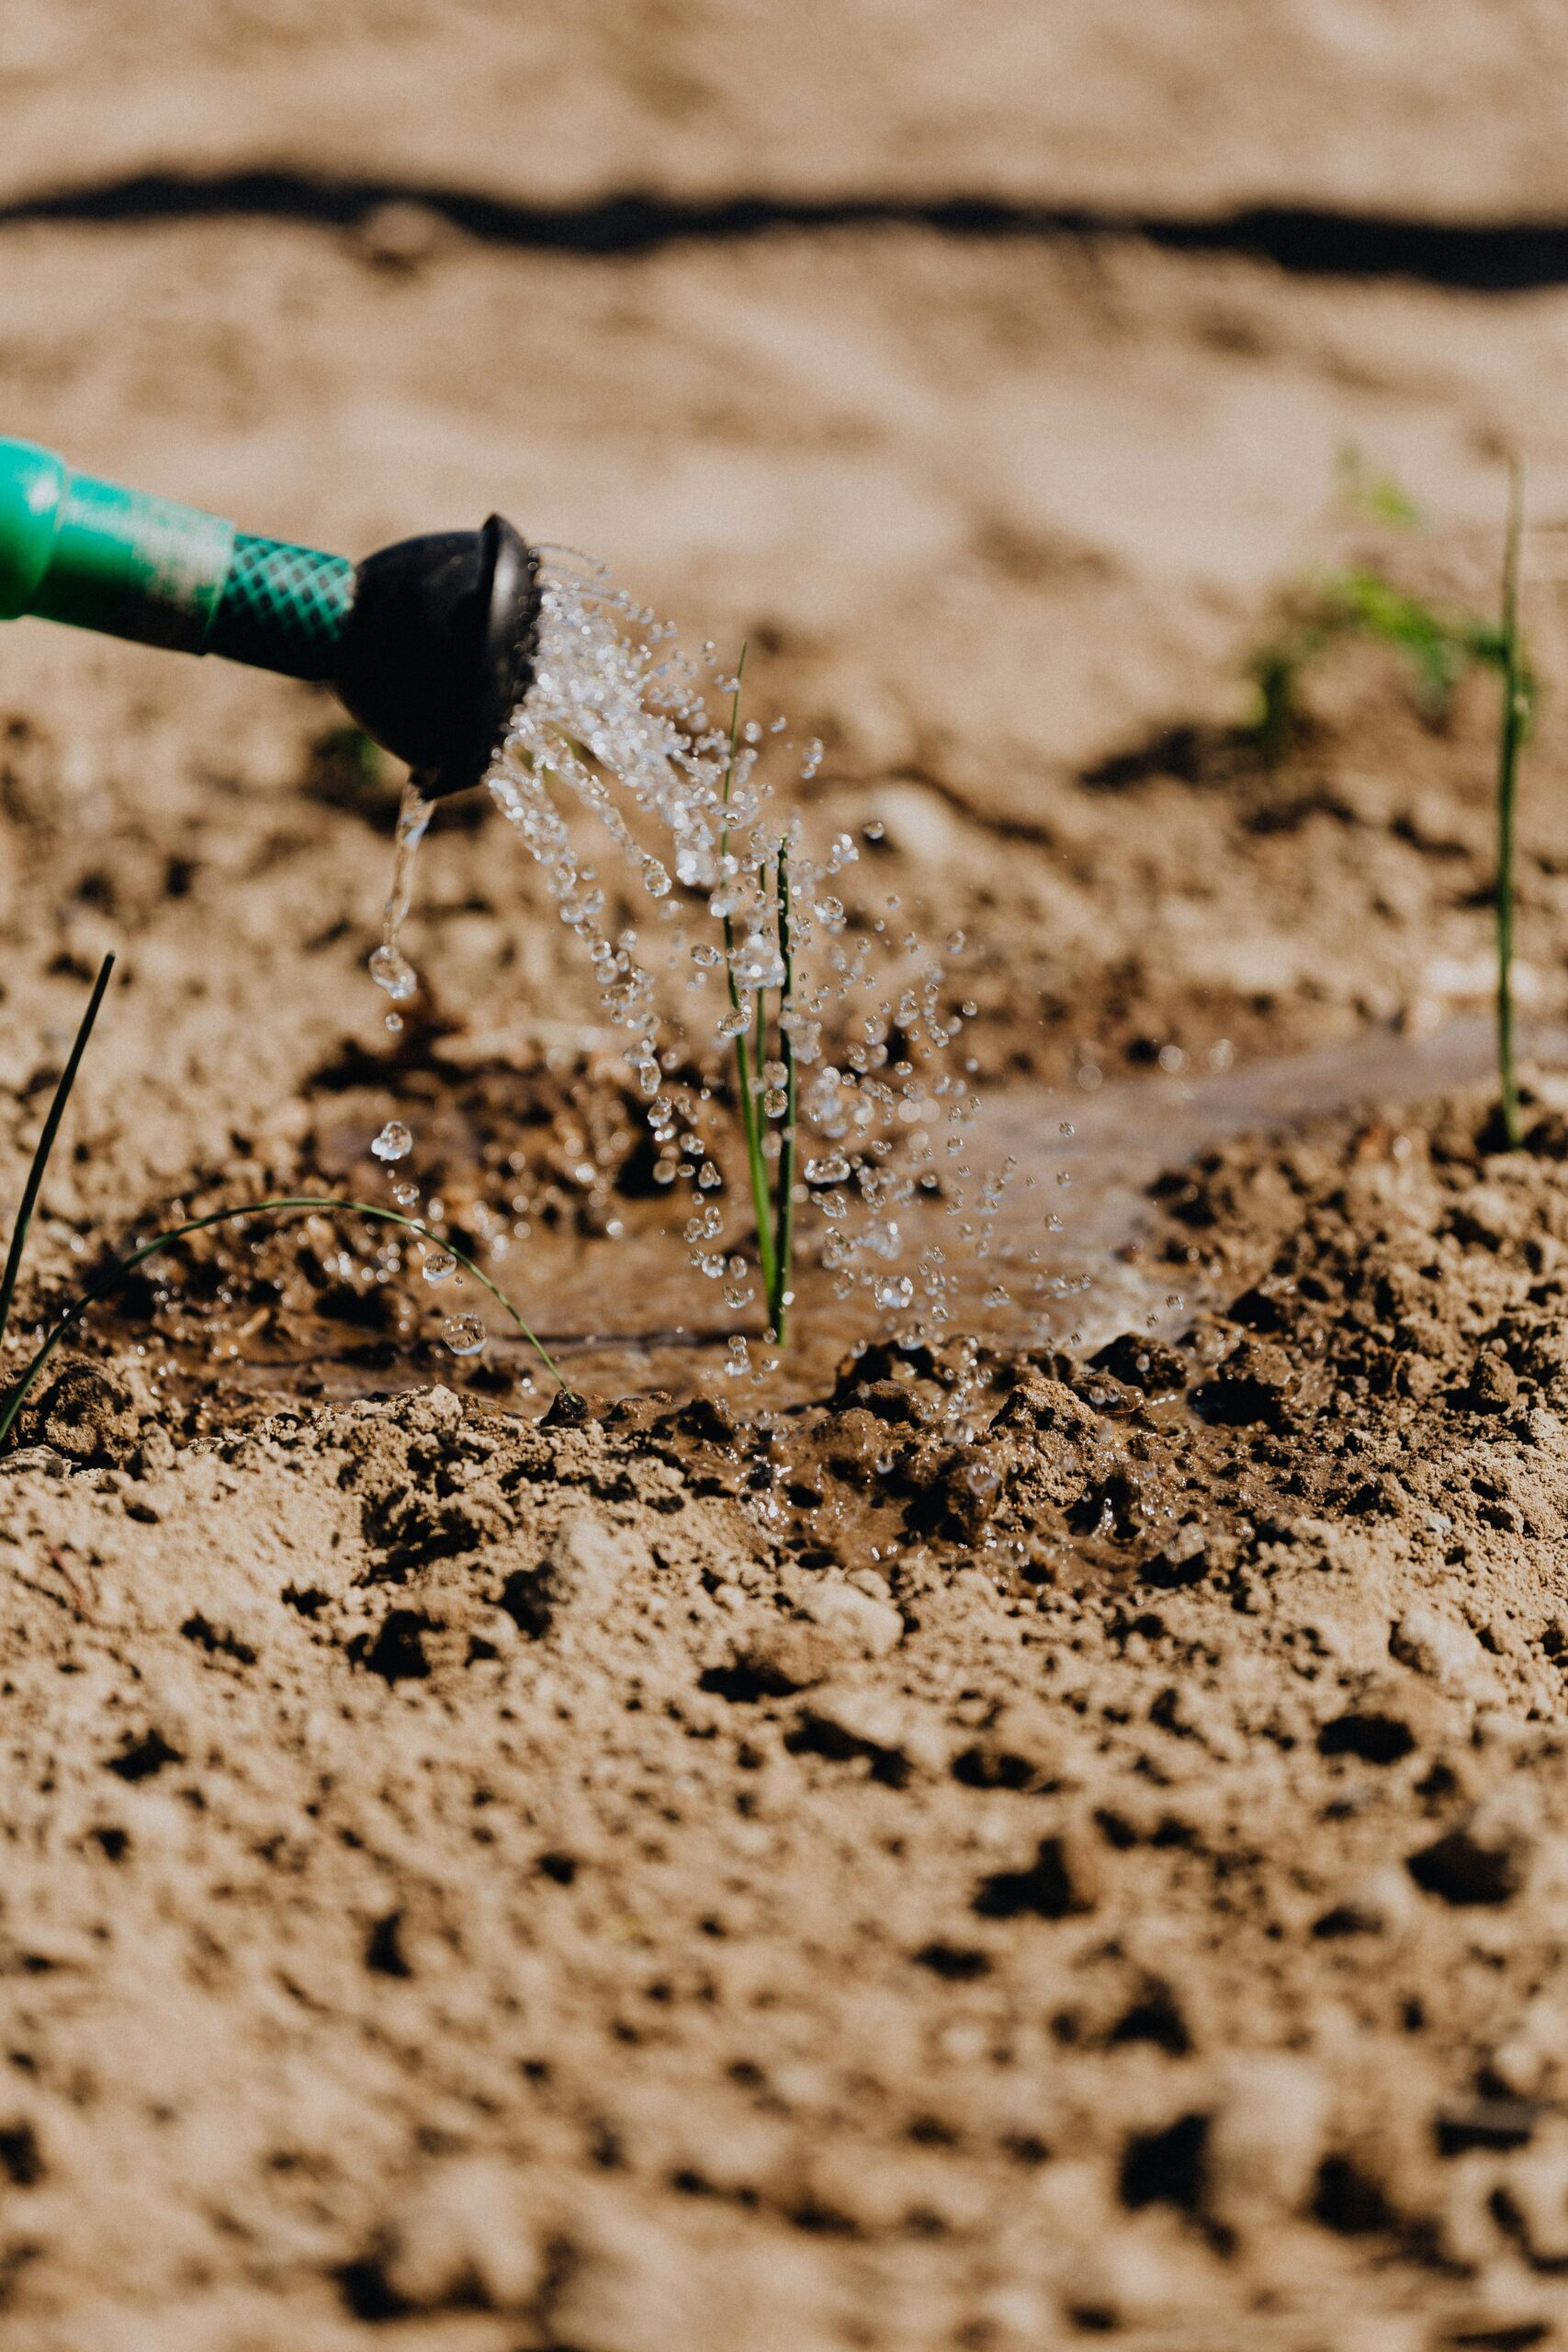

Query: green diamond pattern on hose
208,534,355,681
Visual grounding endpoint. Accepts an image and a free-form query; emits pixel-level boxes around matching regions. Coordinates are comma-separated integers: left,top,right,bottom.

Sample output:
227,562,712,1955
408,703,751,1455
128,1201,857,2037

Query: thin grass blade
717,644,776,1298
0,1195,571,1451
1496,455,1528,1148
770,841,798,1342
0,952,115,1359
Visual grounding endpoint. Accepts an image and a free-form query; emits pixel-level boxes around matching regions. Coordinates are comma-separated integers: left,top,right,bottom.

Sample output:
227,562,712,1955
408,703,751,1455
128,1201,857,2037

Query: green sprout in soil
1335,440,1425,531
719,646,798,1343
1248,456,1538,1148
1247,454,1516,763
1248,569,1511,766
1495,456,1533,1149
0,955,570,1452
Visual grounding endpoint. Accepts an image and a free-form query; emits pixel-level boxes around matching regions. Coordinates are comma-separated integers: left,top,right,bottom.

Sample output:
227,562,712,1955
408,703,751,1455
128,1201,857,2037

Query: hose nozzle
0,435,539,797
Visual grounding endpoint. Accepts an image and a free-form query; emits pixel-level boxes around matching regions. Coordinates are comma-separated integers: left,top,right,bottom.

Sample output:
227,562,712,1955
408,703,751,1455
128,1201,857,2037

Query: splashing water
442,1311,487,1357
370,1120,412,1163
367,553,1017,1363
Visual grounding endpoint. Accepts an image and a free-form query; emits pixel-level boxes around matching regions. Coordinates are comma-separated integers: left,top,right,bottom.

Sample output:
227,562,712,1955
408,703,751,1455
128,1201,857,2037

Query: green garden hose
0,435,539,796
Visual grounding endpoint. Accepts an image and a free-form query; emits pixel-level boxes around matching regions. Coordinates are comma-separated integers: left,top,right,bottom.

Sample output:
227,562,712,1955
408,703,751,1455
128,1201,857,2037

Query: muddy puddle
118,1009,1568,1424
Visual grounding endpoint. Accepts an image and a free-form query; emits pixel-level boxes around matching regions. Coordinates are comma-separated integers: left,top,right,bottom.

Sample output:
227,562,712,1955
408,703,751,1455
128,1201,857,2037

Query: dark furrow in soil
12,169,1568,288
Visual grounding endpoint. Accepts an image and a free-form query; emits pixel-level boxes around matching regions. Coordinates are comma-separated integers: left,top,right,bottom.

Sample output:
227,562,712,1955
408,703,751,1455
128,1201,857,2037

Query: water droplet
369,944,418,1002
391,1179,420,1209
717,1008,750,1040
737,936,785,989
874,1275,914,1311
697,1161,722,1189
371,1120,412,1163
423,1250,457,1283
442,1312,486,1356
805,1154,851,1184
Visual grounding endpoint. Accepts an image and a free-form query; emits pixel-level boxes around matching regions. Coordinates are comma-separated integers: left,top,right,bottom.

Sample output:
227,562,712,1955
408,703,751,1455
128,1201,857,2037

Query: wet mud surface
16,18,1568,2348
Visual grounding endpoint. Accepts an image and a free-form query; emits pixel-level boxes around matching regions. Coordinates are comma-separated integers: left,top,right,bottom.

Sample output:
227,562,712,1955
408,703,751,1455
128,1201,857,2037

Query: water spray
0,435,540,797
0,436,999,1357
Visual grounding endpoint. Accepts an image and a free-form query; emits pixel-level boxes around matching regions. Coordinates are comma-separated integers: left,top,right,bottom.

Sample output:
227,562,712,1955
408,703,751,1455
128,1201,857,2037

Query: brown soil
7,1,1568,217
15,17,1568,2348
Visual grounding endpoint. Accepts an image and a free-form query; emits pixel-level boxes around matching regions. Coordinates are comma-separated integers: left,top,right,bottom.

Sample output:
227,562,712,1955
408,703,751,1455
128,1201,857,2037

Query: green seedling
1336,441,1425,530
0,956,570,1452
1495,458,1532,1149
1249,458,1511,761
1249,570,1509,763
1248,458,1538,1148
718,649,798,1344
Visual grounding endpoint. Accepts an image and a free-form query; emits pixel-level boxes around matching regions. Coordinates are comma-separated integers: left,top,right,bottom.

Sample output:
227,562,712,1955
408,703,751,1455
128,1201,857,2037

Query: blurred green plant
1248,455,1538,1148
1335,440,1424,530
1494,458,1531,1148
1247,450,1521,763
1249,570,1512,764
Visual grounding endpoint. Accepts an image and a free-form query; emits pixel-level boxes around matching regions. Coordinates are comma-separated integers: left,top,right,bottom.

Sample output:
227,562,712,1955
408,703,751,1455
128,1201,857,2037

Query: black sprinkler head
0,439,542,799
332,514,541,798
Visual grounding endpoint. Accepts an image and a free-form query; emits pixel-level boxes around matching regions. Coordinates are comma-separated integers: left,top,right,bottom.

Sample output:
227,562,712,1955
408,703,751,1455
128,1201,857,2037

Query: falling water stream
345,557,1567,1416
366,555,1007,1396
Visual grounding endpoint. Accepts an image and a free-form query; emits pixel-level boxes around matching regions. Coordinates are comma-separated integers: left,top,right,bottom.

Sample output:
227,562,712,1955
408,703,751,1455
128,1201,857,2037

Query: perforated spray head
0,435,540,797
